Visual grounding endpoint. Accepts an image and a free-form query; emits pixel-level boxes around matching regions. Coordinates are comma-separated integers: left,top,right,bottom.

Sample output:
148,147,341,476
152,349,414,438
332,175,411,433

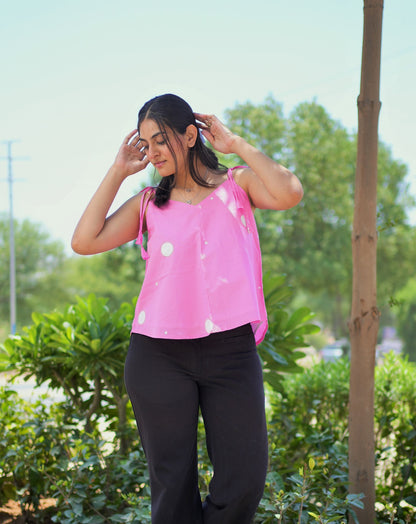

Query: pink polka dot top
131,167,268,345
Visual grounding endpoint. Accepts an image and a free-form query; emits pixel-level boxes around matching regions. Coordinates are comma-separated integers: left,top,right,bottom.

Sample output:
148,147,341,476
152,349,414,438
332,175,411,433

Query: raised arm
71,130,149,255
195,113,303,210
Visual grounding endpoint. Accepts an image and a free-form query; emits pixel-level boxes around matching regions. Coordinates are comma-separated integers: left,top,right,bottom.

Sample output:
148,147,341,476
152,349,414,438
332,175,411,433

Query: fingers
194,112,216,130
127,133,142,148
124,131,148,157
119,130,148,163
123,129,138,144
123,130,145,149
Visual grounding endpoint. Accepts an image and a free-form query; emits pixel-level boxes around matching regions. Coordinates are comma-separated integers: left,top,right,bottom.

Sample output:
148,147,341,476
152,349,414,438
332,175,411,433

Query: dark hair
137,93,227,207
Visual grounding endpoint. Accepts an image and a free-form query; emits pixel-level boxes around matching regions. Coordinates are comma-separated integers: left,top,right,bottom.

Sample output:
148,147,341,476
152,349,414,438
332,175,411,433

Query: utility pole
1,140,27,335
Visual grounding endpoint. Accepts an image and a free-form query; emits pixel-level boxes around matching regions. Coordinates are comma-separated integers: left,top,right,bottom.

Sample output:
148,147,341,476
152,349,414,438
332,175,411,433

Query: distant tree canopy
0,215,69,329
64,242,145,310
224,96,415,336
1,96,415,345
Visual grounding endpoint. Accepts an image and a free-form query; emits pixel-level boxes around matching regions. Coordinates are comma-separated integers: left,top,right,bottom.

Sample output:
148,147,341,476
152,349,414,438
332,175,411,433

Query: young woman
72,93,303,524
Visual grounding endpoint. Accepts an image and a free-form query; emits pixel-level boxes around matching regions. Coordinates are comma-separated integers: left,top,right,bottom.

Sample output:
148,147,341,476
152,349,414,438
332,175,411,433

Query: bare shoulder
230,166,254,194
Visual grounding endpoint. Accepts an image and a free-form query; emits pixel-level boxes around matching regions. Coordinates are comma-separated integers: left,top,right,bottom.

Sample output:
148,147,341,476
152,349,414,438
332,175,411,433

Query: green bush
2,290,415,522
256,354,416,523
258,358,359,523
374,353,416,521
2,294,137,454
0,386,150,523
3,355,416,522
258,273,320,393
0,388,77,521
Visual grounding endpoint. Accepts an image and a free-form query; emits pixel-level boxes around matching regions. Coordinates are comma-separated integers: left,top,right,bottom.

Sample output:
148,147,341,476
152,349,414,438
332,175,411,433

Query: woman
72,93,303,524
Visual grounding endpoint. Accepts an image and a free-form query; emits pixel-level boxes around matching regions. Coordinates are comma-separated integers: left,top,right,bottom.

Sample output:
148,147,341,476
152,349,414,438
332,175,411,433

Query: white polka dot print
161,242,174,257
205,319,214,333
138,311,146,324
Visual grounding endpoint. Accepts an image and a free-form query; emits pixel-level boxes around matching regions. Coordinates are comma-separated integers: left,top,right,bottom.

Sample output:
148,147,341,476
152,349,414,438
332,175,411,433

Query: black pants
124,324,268,524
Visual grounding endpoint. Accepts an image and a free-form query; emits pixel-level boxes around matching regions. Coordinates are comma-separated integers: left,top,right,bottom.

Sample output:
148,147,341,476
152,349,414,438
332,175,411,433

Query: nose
146,144,159,162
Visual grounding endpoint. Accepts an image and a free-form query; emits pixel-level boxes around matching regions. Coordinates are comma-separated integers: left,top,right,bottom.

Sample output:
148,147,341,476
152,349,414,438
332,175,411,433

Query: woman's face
138,118,187,177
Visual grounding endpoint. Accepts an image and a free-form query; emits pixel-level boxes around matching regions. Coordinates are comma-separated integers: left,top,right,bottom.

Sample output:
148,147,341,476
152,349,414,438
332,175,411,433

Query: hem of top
131,318,267,345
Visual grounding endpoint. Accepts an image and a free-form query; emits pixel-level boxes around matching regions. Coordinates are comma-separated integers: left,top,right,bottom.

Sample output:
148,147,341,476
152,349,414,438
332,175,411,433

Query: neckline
169,177,229,207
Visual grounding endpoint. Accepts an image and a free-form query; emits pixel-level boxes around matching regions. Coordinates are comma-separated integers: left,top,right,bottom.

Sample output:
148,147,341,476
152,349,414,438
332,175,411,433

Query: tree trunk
348,1,383,523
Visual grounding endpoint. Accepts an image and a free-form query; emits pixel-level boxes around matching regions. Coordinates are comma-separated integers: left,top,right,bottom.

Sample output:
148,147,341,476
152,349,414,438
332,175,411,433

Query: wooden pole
348,1,383,523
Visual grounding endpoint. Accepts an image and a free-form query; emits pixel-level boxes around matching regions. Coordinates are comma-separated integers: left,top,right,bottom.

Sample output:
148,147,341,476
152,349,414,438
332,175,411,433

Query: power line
0,140,28,335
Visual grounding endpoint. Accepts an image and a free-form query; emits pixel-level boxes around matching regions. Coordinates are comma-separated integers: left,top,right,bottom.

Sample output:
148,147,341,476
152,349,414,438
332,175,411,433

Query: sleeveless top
131,167,268,345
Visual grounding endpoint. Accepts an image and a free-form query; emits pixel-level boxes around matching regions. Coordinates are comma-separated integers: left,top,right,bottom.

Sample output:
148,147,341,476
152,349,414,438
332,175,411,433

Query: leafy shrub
257,354,416,523
3,291,415,522
0,387,75,521
374,353,416,521
2,295,136,454
49,434,151,524
3,355,416,522
258,358,358,522
0,386,150,524
259,273,320,393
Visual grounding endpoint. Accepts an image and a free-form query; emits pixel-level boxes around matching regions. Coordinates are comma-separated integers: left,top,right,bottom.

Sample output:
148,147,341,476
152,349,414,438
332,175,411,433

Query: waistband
206,323,253,340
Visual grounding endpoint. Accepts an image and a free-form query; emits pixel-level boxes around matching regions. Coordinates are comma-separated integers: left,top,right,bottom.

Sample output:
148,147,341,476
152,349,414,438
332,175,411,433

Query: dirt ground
0,499,56,524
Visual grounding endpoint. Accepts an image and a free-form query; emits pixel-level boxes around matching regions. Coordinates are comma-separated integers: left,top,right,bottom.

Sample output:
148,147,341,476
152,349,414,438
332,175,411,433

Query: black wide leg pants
124,324,268,524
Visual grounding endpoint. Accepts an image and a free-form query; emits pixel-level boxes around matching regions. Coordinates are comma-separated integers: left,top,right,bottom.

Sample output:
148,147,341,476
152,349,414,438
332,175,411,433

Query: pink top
131,167,268,345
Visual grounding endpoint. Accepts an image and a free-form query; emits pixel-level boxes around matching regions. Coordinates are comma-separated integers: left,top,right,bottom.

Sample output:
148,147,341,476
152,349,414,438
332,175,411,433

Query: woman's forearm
71,165,128,254
232,136,303,208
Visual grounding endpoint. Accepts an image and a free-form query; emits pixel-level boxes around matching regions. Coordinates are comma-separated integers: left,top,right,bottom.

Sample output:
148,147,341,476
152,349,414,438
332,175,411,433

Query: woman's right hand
113,130,150,178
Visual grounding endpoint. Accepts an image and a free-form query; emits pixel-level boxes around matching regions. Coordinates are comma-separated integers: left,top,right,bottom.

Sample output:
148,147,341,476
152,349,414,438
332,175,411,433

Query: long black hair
137,94,227,207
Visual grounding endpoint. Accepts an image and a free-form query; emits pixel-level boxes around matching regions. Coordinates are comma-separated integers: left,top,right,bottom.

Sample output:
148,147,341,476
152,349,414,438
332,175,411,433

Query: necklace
177,168,209,205
184,188,193,205
181,186,201,205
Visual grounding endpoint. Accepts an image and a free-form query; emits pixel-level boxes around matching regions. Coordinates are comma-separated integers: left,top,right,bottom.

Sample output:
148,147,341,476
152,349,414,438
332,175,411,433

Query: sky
0,0,415,255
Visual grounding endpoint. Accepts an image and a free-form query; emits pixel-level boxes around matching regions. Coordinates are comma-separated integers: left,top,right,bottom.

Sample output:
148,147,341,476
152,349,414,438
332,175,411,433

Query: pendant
186,199,192,204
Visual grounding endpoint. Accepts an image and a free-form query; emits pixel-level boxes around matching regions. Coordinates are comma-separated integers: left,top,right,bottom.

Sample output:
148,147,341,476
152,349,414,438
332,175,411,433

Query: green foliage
2,95,415,342
375,353,416,519
0,388,74,519
224,95,286,163
2,294,136,451
49,435,151,524
65,243,145,312
0,214,70,331
395,278,416,361
224,96,415,337
257,458,363,523
257,354,416,523
0,386,150,523
259,272,319,392
2,353,416,522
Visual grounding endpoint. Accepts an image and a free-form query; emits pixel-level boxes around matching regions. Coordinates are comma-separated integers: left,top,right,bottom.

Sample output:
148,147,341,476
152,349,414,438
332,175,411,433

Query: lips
154,161,166,169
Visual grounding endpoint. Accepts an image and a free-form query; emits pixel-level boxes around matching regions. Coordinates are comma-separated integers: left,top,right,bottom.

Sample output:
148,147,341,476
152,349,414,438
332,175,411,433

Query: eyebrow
139,131,163,143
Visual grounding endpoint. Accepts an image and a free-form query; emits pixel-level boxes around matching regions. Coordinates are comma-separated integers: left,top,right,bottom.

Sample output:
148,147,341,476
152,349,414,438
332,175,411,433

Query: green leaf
285,307,315,332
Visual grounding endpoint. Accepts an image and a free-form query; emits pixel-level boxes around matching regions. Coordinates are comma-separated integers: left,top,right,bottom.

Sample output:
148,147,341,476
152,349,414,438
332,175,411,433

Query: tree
348,2,383,522
224,96,414,337
64,241,146,310
0,215,70,332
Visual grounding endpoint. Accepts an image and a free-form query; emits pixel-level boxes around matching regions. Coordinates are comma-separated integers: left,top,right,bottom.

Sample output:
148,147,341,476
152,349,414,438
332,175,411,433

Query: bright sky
1,0,415,254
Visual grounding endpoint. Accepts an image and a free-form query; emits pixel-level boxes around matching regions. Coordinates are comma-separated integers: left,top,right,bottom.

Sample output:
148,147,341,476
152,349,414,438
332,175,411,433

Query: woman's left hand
194,113,238,155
